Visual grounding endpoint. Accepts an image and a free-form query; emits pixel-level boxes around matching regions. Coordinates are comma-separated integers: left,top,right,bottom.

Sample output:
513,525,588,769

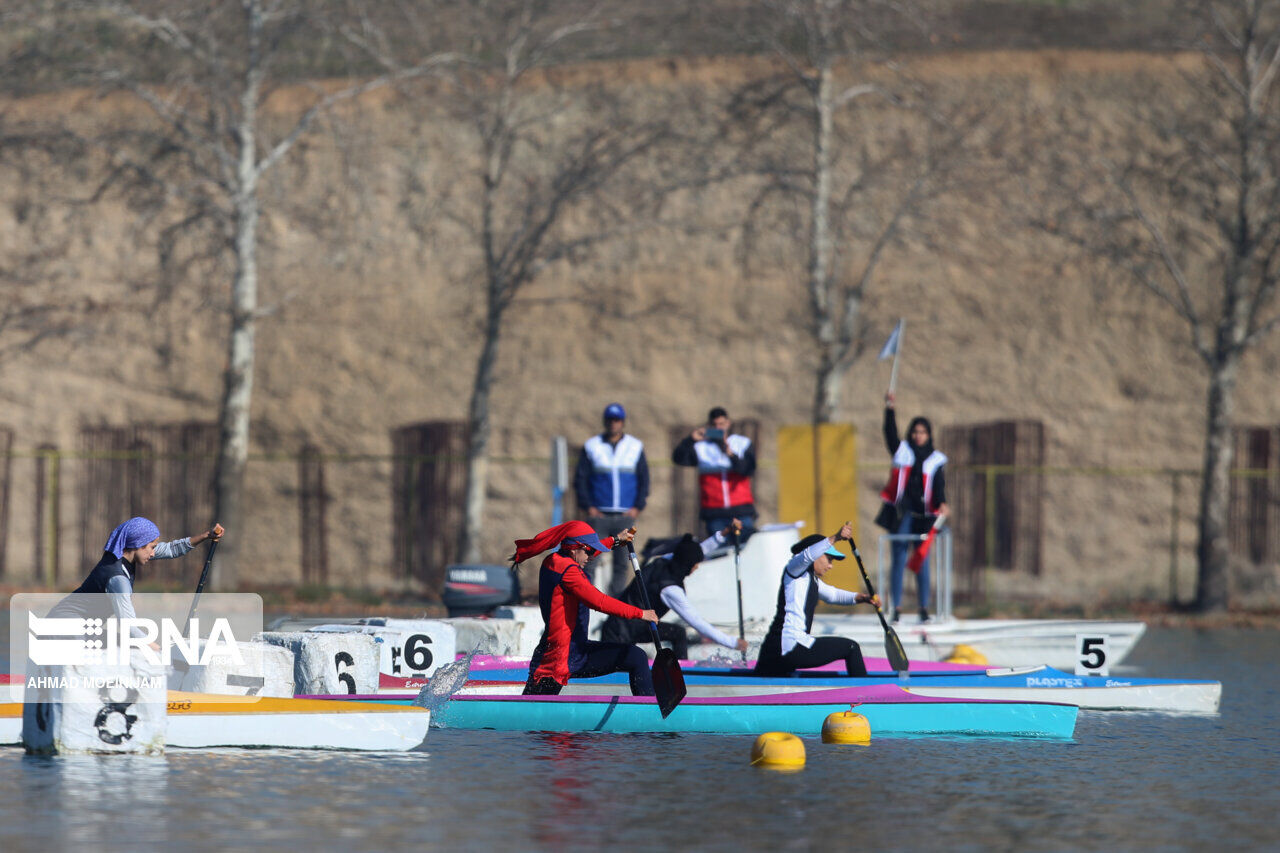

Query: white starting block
310,619,457,684
22,660,167,755
174,641,295,698
452,611,539,656
254,631,378,695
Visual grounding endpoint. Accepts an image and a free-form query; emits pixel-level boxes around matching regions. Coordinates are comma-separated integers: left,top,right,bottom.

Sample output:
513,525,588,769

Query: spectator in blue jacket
574,402,650,596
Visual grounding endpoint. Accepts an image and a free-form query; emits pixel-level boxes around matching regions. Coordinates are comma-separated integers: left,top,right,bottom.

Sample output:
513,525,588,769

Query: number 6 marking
334,651,357,694
404,634,434,672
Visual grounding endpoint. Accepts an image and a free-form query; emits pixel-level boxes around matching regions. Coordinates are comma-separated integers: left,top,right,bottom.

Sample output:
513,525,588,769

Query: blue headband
103,517,161,559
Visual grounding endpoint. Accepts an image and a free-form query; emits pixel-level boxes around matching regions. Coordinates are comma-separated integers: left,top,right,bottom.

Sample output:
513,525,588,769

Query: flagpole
887,319,905,395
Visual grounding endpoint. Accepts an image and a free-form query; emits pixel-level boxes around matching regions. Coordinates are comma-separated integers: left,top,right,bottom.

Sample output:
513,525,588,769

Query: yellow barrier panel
777,424,859,591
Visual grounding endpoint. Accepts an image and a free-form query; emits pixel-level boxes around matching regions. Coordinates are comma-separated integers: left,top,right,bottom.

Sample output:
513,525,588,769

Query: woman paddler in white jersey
753,521,880,677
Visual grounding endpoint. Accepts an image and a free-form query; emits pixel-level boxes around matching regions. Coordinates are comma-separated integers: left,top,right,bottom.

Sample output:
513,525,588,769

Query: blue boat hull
357,687,1078,738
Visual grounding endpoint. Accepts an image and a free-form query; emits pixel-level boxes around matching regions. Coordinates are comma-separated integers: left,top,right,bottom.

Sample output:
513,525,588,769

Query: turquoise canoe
313,684,1078,739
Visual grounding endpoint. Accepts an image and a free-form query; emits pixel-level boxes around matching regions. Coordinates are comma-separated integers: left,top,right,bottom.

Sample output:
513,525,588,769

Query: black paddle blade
652,648,686,718
884,626,911,673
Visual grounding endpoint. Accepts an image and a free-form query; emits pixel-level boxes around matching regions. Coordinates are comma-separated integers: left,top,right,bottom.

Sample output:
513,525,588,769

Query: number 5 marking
1075,634,1110,676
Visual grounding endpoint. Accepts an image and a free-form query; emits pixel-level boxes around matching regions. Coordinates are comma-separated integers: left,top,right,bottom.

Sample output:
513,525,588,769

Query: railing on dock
877,528,954,623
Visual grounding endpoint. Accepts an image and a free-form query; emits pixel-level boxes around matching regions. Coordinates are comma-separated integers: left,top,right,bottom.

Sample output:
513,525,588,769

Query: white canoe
444,660,1219,713
803,614,1149,669
457,681,1219,713
900,681,1220,713
671,614,1150,670
0,693,430,751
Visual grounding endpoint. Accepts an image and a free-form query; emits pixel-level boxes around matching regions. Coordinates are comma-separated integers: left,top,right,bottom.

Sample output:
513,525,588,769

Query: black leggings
523,640,655,696
756,637,867,677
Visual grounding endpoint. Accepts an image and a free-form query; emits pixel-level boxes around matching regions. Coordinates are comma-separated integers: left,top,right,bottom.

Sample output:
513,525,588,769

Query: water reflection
19,753,171,848
0,629,1272,852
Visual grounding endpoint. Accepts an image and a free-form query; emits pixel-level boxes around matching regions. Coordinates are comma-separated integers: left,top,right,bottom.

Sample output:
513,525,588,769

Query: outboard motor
442,563,521,617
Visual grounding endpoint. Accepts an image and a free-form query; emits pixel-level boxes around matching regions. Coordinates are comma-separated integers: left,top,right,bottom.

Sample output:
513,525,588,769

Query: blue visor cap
603,403,626,421
824,545,847,560
563,533,609,554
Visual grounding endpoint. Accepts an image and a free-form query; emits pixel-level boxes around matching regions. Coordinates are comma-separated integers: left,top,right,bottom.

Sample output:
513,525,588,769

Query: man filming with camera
672,406,758,539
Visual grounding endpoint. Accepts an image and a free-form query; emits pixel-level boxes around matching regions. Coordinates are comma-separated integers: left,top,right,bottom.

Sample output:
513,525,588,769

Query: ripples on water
0,627,1275,852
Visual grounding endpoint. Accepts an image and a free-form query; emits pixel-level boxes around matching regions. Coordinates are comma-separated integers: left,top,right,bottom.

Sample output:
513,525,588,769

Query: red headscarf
510,520,609,564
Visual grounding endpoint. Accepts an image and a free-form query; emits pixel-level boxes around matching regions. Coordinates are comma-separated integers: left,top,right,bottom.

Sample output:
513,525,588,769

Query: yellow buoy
945,644,988,665
821,710,871,744
750,732,806,769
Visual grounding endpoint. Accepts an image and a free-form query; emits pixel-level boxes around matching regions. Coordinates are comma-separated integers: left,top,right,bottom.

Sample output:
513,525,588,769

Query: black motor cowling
442,563,521,617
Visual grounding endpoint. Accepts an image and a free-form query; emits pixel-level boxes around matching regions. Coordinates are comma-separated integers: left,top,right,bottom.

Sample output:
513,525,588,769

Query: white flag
878,319,903,360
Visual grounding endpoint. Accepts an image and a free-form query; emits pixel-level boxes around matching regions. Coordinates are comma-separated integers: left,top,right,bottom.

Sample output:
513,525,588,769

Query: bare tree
723,0,982,422
357,1,673,563
1041,0,1280,612
0,143,99,361
0,4,108,363
49,0,450,586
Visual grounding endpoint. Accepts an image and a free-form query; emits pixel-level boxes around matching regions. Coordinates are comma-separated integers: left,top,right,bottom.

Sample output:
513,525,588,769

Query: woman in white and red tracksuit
512,521,659,696
878,392,949,622
672,407,757,538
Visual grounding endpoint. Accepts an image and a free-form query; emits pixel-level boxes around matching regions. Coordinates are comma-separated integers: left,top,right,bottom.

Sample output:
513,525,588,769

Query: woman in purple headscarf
46,517,223,621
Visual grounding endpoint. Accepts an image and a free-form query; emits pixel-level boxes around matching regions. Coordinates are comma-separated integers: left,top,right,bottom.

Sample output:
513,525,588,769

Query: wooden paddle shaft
625,544,666,647
175,537,219,672
847,541,888,624
848,534,911,672
732,530,746,646
181,538,219,637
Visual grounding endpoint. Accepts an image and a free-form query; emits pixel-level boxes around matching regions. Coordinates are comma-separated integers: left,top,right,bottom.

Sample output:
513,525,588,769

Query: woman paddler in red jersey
512,520,659,696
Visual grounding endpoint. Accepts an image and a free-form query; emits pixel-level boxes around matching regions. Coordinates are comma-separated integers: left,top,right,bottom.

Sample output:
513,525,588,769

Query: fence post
0,428,12,580
298,443,329,586
34,446,60,587
1169,470,1181,606
985,466,998,570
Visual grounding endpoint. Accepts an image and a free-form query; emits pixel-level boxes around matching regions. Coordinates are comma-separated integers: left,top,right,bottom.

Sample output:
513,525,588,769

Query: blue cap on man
603,403,626,421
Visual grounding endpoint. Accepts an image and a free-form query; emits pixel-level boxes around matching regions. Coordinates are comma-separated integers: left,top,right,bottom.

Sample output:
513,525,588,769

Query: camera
704,428,725,441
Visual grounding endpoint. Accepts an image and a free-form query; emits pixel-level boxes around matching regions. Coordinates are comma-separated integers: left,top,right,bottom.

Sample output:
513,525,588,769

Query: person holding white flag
874,317,949,623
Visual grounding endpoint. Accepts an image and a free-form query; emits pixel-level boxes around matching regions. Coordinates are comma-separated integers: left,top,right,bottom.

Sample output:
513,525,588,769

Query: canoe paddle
626,542,687,717
175,534,219,673
847,531,911,673
732,528,747,662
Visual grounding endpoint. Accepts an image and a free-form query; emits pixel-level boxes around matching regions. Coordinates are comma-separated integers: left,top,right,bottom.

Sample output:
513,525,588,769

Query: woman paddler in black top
47,516,224,623
753,521,880,677
599,519,750,659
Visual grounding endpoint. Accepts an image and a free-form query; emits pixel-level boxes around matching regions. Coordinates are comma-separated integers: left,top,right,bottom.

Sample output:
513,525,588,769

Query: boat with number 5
428,663,1219,713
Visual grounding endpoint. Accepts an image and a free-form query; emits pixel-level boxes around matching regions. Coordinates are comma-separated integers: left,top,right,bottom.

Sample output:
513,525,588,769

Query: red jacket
531,547,645,685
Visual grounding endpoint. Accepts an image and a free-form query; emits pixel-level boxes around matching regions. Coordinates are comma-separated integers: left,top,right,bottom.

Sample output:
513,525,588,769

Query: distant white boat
800,613,1147,671
670,524,1148,671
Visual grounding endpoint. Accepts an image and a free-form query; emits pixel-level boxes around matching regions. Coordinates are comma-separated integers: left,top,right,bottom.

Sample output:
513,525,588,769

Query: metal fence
0,429,1276,608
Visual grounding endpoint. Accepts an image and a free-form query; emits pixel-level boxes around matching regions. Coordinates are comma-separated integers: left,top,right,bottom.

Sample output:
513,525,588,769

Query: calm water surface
0,627,1275,852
